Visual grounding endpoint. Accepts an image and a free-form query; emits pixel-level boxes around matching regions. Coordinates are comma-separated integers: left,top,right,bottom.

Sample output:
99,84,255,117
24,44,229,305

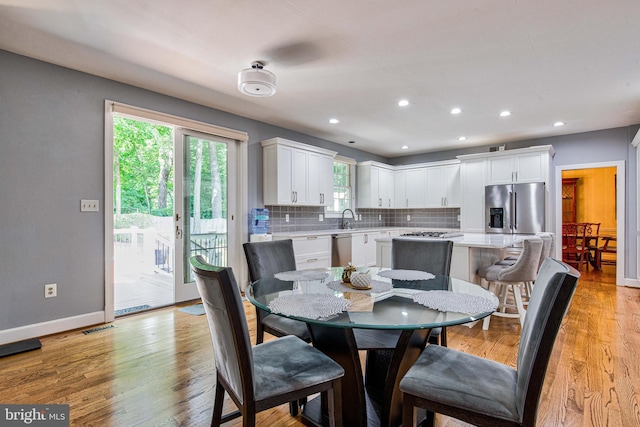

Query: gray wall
0,50,383,331
1,48,637,333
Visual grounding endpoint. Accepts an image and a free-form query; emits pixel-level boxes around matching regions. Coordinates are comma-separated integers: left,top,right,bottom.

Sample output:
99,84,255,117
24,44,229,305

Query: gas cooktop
401,231,464,238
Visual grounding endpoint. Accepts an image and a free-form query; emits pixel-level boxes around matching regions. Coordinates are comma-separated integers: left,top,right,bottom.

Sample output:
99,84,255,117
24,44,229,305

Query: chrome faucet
341,208,356,229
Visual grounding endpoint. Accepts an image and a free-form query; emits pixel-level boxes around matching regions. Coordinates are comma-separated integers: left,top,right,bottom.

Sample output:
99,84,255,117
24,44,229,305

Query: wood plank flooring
1,265,639,426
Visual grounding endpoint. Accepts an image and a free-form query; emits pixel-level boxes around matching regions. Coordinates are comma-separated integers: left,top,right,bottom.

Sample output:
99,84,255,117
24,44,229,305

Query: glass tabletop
246,267,497,330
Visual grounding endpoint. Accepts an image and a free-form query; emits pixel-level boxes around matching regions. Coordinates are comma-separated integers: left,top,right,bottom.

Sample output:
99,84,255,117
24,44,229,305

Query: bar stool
479,237,543,330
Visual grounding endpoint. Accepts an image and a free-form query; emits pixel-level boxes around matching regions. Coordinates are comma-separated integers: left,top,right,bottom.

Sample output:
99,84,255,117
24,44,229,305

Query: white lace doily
377,269,435,281
326,280,393,293
412,291,499,314
274,270,329,281
268,294,351,319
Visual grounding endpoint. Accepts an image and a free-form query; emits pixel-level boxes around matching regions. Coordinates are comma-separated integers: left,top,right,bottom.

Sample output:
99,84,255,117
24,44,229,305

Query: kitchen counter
375,232,531,249
271,227,456,238
376,232,539,284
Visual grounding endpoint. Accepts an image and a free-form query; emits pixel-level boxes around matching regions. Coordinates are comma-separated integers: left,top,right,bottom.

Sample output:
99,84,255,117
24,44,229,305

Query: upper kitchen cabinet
485,145,554,185
424,161,461,208
358,161,394,208
394,168,426,208
262,138,337,206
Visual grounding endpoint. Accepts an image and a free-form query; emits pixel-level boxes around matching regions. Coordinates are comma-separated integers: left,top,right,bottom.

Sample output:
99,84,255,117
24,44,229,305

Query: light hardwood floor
1,265,639,426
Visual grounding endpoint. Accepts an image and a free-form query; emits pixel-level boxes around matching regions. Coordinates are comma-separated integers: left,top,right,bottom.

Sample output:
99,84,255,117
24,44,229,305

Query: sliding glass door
174,129,236,302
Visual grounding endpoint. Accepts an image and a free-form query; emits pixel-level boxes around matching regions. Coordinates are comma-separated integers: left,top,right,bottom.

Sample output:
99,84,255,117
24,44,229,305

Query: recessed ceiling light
329,118,340,124
401,145,409,150
458,136,467,141
398,99,410,107
553,121,565,127
499,110,511,117
451,108,462,115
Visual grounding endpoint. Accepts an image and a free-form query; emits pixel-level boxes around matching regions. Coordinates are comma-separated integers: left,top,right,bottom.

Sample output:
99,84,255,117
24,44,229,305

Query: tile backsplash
265,206,460,233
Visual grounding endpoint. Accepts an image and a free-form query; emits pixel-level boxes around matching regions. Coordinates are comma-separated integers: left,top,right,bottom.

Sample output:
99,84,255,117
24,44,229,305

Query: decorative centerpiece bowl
349,273,372,289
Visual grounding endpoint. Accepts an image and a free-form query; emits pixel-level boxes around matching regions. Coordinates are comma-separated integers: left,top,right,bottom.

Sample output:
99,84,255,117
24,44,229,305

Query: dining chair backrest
515,258,579,423
190,255,252,404
537,233,553,269
391,238,454,275
494,237,543,283
243,239,297,283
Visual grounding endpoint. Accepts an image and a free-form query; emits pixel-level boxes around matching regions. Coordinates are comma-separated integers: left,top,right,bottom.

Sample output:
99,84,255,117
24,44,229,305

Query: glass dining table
246,267,497,427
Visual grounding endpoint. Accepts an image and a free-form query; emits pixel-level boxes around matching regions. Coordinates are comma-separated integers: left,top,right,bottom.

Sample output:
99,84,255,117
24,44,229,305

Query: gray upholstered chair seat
400,258,580,427
260,314,311,341
253,335,344,401
400,344,519,422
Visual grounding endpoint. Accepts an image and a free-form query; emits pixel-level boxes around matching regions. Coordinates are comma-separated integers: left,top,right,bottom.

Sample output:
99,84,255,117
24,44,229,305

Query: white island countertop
377,232,533,249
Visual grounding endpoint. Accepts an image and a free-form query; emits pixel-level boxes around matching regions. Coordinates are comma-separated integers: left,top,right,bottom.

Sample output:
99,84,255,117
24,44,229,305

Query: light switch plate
81,199,99,212
285,214,289,223
319,214,323,222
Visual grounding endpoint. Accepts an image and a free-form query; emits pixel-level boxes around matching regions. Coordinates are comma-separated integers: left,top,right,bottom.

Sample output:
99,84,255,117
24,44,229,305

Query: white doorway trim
554,161,625,286
104,100,249,322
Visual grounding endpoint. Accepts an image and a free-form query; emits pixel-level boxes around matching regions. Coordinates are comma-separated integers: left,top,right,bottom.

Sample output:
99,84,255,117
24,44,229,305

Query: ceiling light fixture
329,118,340,124
499,110,512,117
458,136,467,141
553,121,565,127
237,61,276,97
398,99,410,107
401,145,409,150
451,108,462,114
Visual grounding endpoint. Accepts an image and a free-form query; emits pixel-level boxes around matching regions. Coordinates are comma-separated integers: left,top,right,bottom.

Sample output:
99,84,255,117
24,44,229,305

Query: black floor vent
82,324,116,335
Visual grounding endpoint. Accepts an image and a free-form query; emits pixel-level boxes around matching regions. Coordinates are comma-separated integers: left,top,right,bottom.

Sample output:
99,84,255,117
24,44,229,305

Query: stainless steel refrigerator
485,182,545,234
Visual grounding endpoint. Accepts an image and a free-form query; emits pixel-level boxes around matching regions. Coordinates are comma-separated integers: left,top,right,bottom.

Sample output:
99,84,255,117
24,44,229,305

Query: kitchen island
376,233,534,284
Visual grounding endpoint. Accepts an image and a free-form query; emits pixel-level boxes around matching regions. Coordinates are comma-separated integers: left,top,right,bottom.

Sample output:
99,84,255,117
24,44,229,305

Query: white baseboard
0,311,106,345
623,277,640,288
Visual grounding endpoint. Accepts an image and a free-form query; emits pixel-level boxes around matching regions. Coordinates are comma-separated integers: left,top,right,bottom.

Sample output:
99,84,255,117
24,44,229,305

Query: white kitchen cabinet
290,235,331,269
357,162,394,208
425,162,461,208
486,147,553,185
393,170,406,208
262,138,337,206
308,151,334,205
458,158,486,232
393,168,426,208
350,231,379,267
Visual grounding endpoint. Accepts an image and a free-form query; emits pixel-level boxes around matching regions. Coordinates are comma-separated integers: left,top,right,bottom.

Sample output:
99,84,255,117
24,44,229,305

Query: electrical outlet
378,214,382,221
45,283,57,298
359,214,362,221
285,214,289,223
407,214,411,221
457,215,461,221
319,214,323,222
81,199,99,212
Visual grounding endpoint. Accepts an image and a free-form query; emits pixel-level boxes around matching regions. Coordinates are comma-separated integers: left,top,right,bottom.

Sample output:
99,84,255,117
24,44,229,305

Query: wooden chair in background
562,223,587,270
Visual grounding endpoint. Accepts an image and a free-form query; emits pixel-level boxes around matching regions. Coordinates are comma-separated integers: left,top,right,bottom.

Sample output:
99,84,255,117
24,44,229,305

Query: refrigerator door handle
513,191,517,229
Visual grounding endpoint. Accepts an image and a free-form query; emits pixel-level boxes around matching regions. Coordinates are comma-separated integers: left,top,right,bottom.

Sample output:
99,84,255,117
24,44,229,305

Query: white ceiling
1,0,639,157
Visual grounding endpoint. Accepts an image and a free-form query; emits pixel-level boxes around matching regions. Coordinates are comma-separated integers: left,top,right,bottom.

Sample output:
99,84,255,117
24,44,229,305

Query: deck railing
113,228,227,274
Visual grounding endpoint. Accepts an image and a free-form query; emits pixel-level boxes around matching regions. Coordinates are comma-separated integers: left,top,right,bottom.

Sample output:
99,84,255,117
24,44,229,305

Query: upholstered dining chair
391,238,454,346
478,237,543,330
190,255,344,427
400,258,580,427
243,239,310,345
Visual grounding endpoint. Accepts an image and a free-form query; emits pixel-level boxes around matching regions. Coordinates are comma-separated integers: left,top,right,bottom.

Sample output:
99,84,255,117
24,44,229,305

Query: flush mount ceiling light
499,110,512,117
553,121,565,127
451,107,462,114
398,99,410,107
237,61,276,97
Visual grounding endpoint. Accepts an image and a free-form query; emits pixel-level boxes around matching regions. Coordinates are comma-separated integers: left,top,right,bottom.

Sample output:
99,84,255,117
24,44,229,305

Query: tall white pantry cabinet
261,138,337,206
